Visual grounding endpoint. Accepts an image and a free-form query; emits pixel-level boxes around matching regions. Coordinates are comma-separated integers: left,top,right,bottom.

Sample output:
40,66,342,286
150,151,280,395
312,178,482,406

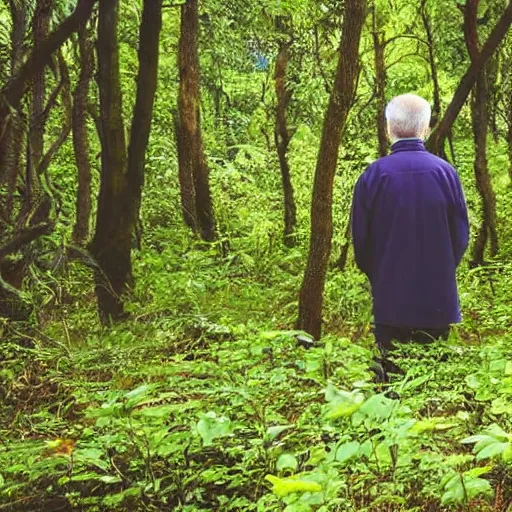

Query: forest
2,0,512,510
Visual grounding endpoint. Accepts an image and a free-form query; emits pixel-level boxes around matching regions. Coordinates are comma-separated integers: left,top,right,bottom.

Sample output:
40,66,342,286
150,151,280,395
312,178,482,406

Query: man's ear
386,122,392,142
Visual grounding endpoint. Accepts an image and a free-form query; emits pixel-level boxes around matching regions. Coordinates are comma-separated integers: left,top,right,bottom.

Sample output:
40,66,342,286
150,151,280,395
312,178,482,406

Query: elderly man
351,94,469,381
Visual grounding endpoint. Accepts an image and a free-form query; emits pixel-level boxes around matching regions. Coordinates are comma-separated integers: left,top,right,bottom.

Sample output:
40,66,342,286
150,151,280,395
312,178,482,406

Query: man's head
385,94,431,142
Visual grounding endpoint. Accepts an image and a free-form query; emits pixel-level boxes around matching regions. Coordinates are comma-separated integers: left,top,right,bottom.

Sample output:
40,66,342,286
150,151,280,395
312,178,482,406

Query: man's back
351,138,469,328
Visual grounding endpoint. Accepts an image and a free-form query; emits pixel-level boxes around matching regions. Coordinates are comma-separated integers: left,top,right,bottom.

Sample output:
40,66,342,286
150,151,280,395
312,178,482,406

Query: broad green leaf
359,394,396,420
335,441,360,463
464,466,492,478
475,442,510,461
276,453,298,472
197,412,232,446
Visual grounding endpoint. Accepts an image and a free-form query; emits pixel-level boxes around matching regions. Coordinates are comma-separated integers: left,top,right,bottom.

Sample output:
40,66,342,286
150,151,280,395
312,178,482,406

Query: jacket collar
390,138,427,154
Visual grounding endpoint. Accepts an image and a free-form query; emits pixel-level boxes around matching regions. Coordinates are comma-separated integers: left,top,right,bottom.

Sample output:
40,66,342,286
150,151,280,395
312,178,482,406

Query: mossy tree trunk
177,0,216,242
296,0,366,339
465,0,499,265
72,20,94,245
91,0,130,323
91,0,162,323
3,0,27,218
30,0,52,171
126,0,163,239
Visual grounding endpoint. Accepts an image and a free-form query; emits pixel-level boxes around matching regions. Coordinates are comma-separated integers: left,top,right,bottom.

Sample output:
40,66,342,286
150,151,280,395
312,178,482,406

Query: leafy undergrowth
2,254,512,511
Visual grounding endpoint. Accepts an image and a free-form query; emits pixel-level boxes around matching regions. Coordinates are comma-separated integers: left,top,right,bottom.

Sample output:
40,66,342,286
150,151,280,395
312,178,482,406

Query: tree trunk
372,2,387,157
91,0,130,324
465,0,499,266
177,0,216,241
126,0,163,238
3,0,27,218
274,26,297,247
0,0,98,184
427,1,512,157
30,0,52,169
91,0,162,323
296,0,366,339
420,0,441,126
36,52,72,179
72,21,94,244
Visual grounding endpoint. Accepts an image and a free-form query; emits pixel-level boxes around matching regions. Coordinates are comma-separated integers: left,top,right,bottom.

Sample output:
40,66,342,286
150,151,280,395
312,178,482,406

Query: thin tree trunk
177,0,216,241
372,2,387,157
427,1,512,157
296,0,366,339
126,0,163,238
72,21,94,244
465,0,499,266
420,0,441,126
4,0,27,218
0,0,98,183
30,0,52,168
37,52,72,179
91,0,129,324
274,24,297,247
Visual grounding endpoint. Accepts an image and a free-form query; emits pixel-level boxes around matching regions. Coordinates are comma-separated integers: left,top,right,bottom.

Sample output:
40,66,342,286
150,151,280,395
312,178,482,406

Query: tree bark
420,0,441,126
427,1,512,157
90,0,130,324
3,0,27,218
0,0,98,184
91,0,162,323
72,21,94,244
465,0,499,266
296,0,366,339
274,25,297,247
126,0,163,240
177,0,216,241
372,2,388,157
36,52,72,179
30,0,52,168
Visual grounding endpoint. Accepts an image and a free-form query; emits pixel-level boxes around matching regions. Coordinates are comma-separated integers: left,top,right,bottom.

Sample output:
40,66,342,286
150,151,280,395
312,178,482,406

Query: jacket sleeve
450,173,470,267
351,172,371,276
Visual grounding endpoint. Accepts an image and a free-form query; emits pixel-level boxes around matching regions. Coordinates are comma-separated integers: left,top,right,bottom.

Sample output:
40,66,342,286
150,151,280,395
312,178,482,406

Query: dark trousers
372,324,450,382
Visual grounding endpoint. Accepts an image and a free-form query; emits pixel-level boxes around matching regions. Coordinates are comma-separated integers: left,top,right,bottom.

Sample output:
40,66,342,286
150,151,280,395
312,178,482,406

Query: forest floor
2,152,512,511
2,241,512,511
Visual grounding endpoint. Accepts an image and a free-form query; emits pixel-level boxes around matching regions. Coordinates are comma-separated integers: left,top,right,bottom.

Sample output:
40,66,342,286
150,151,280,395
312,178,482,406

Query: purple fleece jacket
351,138,469,328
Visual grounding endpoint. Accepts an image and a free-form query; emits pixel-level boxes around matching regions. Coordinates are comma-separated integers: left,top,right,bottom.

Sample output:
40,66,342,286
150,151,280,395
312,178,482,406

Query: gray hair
385,94,431,141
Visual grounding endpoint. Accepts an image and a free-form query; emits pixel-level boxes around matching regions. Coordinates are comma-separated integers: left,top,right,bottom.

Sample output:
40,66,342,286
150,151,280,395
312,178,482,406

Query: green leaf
475,442,510,461
335,441,360,463
134,405,175,418
265,475,322,497
265,424,293,442
196,412,232,446
276,453,298,472
359,394,396,420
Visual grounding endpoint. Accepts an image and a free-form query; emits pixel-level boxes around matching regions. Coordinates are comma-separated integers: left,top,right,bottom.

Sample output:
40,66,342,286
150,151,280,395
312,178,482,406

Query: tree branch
384,34,429,48
0,222,52,259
